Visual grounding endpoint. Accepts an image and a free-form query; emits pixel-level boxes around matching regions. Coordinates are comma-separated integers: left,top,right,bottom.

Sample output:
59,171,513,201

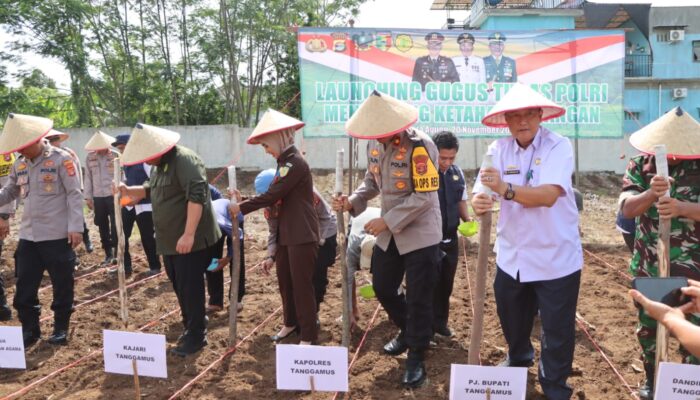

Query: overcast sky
1,0,697,90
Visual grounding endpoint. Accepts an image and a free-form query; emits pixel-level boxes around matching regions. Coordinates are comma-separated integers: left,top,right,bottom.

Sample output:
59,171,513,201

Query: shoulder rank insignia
411,144,439,193
279,166,290,177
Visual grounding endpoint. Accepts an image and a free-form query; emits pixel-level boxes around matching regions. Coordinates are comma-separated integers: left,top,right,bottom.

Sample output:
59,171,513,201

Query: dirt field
0,170,668,399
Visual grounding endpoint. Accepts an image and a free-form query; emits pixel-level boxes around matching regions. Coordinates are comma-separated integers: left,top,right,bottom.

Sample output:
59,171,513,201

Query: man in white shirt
451,33,486,84
471,83,582,400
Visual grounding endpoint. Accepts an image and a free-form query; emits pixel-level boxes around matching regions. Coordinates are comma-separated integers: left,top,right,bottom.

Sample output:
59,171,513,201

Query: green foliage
0,0,369,127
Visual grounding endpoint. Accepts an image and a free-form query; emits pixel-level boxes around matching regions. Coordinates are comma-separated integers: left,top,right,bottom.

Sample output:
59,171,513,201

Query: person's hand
332,195,351,212
479,167,505,193
650,175,672,199
85,198,94,210
67,232,83,249
629,289,685,325
228,188,242,203
262,257,274,275
0,218,9,239
364,217,388,236
657,197,682,220
680,279,700,314
176,233,194,254
210,256,229,273
471,192,494,216
228,202,241,216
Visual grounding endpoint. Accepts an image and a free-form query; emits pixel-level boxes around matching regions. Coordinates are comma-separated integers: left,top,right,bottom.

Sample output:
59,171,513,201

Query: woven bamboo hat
629,107,700,159
482,83,565,127
0,113,53,154
121,123,181,166
247,109,305,145
45,129,70,143
345,90,418,139
84,131,116,151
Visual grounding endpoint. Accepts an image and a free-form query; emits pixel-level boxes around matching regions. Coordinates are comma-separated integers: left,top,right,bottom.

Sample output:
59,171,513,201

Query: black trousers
163,247,211,342
372,238,439,351
0,257,7,307
434,236,459,330
313,234,338,311
122,208,161,272
93,196,117,250
207,235,245,306
494,267,581,400
13,239,76,331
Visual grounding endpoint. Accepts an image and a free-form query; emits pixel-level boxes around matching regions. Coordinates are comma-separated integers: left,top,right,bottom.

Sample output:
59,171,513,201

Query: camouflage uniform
621,155,700,369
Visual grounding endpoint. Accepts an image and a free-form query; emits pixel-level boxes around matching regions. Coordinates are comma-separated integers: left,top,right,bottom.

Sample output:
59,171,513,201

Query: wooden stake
112,156,129,327
653,145,671,377
114,156,141,397
132,359,141,399
227,166,242,347
309,375,316,392
336,150,351,347
468,155,494,365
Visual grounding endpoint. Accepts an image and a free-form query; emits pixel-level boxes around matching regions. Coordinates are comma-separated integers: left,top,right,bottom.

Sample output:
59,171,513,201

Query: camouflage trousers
636,306,700,369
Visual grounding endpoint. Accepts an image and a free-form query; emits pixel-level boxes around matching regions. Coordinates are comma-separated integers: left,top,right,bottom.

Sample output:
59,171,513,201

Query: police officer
432,131,471,338
112,134,161,276
118,123,221,356
46,129,94,254
333,91,442,388
412,32,459,91
484,32,518,83
452,33,486,83
0,113,84,346
84,131,118,264
0,151,15,321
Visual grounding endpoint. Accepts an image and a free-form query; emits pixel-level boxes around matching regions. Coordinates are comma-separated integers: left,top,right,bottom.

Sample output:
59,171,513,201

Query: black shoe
271,327,298,342
84,240,94,253
638,380,653,400
48,330,68,345
402,361,427,388
102,248,115,265
433,325,453,338
170,338,207,357
383,332,408,356
146,269,161,276
0,304,11,321
498,357,534,367
22,328,41,347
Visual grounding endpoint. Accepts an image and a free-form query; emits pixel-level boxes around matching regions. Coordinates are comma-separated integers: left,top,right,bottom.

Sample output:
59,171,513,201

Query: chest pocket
37,171,59,196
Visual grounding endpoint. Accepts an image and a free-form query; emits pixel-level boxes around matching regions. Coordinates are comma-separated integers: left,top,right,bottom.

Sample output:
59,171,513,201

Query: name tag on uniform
504,169,520,175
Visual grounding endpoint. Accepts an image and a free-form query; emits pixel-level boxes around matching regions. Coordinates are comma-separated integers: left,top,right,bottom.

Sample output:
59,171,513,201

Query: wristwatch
0,213,9,220
503,183,516,201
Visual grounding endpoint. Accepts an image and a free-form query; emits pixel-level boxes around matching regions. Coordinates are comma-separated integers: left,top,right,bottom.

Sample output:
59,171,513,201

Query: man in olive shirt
118,123,220,356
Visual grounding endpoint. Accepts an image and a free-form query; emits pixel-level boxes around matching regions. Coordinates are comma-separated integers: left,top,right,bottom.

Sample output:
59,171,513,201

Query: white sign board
450,364,527,400
103,330,167,378
276,344,348,392
655,362,700,399
0,326,26,369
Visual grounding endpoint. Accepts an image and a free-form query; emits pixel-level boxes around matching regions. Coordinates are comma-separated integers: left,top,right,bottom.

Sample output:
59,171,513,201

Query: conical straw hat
84,131,116,151
345,90,418,139
45,129,70,143
247,109,304,145
482,83,565,127
629,107,700,159
0,113,53,154
121,123,181,166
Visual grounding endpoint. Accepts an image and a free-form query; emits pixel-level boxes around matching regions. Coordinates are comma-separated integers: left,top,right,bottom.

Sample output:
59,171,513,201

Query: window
693,41,700,62
624,111,640,121
656,32,670,42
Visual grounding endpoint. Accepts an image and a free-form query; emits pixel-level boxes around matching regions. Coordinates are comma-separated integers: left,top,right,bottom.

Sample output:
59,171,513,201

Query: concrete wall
63,125,634,174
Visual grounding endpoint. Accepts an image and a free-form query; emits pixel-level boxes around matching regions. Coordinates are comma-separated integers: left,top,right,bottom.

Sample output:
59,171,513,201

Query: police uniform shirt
84,150,116,199
0,141,84,241
484,55,518,83
411,55,459,90
0,153,16,214
348,129,442,255
452,55,486,83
